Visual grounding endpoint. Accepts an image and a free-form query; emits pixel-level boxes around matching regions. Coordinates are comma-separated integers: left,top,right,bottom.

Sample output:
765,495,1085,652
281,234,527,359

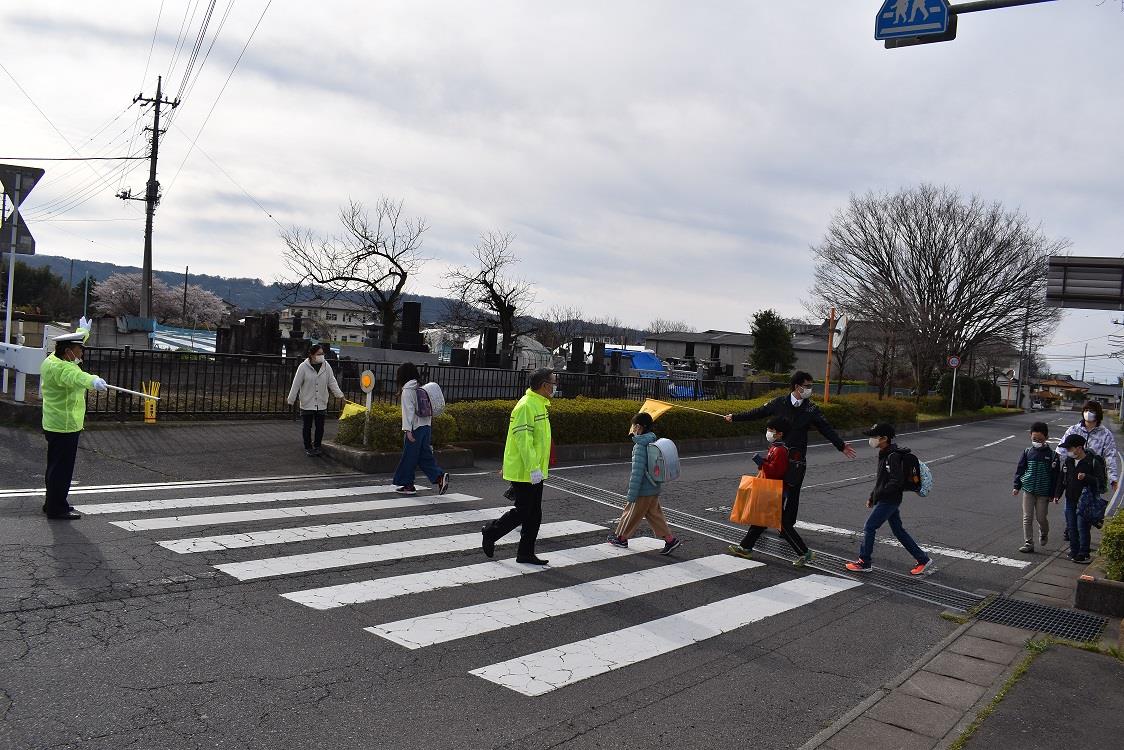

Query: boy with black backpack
608,412,681,555
1012,421,1060,553
845,423,933,576
1054,434,1105,564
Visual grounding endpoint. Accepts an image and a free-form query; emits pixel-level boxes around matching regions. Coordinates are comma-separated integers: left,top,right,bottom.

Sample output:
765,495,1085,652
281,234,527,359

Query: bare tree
536,305,585,351
809,184,1065,397
443,231,537,353
279,198,428,349
645,318,695,336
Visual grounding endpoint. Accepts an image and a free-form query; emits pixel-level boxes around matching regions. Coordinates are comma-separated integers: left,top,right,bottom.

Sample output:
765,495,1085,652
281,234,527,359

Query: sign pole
3,175,21,395
823,307,836,403
947,354,962,417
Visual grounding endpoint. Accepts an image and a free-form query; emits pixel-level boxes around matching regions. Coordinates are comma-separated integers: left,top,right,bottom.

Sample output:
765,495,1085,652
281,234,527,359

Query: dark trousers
740,483,809,555
484,481,544,559
301,409,326,449
1064,499,1092,558
44,430,81,514
859,502,928,564
393,425,444,486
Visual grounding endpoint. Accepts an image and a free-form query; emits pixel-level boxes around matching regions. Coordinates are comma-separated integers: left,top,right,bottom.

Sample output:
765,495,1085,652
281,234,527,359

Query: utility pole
182,265,189,327
1081,343,1088,381
117,76,179,321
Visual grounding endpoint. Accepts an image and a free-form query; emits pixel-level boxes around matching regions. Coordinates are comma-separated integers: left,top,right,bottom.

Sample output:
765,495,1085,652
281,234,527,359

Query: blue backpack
897,450,933,498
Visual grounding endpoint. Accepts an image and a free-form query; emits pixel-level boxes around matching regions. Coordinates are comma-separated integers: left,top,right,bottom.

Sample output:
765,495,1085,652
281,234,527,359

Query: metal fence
74,348,806,420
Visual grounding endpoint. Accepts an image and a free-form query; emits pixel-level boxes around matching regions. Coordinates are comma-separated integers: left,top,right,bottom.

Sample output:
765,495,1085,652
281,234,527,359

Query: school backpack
415,382,446,418
645,438,681,484
897,449,933,497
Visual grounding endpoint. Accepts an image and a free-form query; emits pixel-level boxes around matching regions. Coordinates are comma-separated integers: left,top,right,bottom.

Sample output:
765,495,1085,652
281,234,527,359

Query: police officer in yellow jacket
481,368,556,565
40,318,108,520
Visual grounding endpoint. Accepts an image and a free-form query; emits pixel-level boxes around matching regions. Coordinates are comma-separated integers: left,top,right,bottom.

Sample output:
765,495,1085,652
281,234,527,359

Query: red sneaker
910,559,933,576
844,560,871,572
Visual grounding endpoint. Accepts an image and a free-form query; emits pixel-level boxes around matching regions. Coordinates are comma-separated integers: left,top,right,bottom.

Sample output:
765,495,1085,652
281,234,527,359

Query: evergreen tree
750,309,796,373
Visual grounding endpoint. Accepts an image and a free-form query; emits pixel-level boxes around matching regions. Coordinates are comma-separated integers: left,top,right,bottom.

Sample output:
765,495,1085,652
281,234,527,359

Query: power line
165,0,272,195
139,0,167,93
0,156,146,161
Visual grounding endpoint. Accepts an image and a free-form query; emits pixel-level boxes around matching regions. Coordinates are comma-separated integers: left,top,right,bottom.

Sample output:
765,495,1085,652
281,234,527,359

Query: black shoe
437,474,450,495
660,537,682,556
516,556,549,565
46,510,81,520
305,448,315,457
481,526,495,558
1073,554,1092,564
312,446,323,457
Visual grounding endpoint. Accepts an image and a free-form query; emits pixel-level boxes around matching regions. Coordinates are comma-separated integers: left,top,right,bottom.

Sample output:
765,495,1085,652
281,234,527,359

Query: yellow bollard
141,381,160,423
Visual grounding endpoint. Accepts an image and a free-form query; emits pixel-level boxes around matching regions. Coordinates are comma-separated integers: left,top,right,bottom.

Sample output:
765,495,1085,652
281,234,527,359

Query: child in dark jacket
727,416,815,567
1054,433,1103,564
608,412,681,555
1012,421,1060,553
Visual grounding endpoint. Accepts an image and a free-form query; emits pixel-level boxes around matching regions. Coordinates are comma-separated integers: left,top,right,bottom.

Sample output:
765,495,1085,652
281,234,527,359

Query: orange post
823,308,836,403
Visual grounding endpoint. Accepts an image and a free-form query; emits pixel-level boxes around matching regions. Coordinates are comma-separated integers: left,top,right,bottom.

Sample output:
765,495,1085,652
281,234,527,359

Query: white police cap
51,331,87,343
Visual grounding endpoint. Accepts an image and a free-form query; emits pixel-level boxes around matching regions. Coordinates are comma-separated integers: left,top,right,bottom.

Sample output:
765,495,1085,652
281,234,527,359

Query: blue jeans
392,425,444,486
858,502,929,566
1064,499,1092,558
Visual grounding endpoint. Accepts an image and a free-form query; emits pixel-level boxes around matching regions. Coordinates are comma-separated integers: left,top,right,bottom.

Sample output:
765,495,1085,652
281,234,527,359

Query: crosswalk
74,481,862,696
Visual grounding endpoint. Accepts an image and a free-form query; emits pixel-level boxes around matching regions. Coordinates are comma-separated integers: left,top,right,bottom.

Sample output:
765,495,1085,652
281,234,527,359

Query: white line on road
470,574,861,696
110,493,482,531
159,507,510,554
975,435,1015,449
368,554,763,649
214,520,604,580
0,473,363,498
75,484,424,515
282,538,665,610
792,520,1031,569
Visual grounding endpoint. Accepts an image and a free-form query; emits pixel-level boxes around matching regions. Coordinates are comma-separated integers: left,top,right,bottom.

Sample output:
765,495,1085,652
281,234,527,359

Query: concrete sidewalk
800,544,1124,750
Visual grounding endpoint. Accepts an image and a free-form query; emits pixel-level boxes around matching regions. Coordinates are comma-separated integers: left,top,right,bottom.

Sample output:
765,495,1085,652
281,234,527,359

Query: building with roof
279,299,376,344
643,329,838,379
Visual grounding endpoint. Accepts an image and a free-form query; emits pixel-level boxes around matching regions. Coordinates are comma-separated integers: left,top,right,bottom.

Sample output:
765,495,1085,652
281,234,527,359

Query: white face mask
797,386,813,400
1066,450,1077,460
868,437,882,448
311,355,324,364
551,385,559,397
766,430,776,443
1084,411,1097,423
1031,440,1045,449
73,358,82,365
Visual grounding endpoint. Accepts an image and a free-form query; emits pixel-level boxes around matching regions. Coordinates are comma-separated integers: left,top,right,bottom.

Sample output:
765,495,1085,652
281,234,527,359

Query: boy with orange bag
728,416,815,567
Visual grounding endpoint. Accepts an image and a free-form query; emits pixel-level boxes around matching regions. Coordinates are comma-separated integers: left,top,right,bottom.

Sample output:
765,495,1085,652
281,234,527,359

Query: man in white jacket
286,344,344,456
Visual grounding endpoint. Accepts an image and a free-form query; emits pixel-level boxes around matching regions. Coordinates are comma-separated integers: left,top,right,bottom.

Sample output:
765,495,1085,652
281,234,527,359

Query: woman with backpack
393,362,449,495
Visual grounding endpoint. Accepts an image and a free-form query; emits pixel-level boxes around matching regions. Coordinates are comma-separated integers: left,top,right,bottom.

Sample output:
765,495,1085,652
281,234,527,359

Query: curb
320,441,475,474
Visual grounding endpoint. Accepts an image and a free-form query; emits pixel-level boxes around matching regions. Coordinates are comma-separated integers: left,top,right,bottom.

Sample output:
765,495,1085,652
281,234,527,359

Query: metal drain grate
547,474,987,612
975,597,1108,643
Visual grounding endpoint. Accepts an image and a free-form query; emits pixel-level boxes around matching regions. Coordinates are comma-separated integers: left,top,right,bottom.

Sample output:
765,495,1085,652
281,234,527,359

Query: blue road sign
875,0,951,40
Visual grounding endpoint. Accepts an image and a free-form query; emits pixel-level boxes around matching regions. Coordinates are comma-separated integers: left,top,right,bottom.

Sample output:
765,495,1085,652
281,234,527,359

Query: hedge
1102,511,1124,582
336,403,458,452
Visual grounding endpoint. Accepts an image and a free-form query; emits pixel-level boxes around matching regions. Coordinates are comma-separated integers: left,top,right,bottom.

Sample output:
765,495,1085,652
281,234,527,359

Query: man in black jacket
724,371,858,560
845,423,932,575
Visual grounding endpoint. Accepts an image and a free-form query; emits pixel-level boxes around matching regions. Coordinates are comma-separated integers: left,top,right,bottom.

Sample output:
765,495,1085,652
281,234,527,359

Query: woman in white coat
393,362,449,494
286,343,344,456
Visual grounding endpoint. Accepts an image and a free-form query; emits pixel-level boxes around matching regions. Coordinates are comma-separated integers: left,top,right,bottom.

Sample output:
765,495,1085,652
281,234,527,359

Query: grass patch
947,638,1050,750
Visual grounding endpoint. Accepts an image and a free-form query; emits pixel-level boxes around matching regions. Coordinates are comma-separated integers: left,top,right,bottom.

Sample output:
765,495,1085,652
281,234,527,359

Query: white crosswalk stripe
214,521,605,581
158,506,511,553
111,493,481,531
470,575,862,696
282,537,666,610
74,484,419,515
367,554,763,649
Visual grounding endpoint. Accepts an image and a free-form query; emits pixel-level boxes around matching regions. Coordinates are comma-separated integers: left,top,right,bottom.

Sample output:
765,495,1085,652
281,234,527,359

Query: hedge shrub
1102,511,1124,582
336,403,458,451
445,392,917,446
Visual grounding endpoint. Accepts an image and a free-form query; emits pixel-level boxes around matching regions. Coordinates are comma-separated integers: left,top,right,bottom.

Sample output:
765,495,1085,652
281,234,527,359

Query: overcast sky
3,1,1123,378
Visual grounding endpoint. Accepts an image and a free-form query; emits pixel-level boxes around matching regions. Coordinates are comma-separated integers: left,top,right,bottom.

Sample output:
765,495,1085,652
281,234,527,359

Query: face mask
1031,441,1045,449
550,385,559,398
798,386,813,400
766,430,776,443
1066,450,1077,460
311,355,324,364
868,437,881,448
1084,411,1097,423
73,358,82,365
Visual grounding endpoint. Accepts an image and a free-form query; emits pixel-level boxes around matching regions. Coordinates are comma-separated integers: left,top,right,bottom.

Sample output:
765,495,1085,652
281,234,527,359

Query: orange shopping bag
729,473,783,529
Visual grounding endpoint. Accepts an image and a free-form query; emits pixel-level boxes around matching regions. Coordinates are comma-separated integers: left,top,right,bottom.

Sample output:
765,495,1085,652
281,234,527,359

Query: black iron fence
73,348,806,420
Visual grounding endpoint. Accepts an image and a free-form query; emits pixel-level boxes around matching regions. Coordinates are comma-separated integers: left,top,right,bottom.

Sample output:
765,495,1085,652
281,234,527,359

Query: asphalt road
0,410,1104,750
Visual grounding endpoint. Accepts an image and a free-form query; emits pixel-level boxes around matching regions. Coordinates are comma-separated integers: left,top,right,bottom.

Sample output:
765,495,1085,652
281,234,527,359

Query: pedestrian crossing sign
875,0,951,41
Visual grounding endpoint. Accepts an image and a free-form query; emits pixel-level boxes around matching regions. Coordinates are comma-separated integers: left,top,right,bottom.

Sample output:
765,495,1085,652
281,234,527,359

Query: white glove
92,377,108,392
79,316,92,330
530,469,544,485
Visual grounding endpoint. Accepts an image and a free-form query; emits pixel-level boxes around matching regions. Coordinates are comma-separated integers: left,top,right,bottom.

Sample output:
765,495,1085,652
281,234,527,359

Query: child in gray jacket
608,412,681,555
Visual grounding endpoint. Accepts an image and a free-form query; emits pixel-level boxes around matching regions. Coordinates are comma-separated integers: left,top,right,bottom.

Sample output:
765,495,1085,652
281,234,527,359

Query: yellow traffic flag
639,399,674,420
